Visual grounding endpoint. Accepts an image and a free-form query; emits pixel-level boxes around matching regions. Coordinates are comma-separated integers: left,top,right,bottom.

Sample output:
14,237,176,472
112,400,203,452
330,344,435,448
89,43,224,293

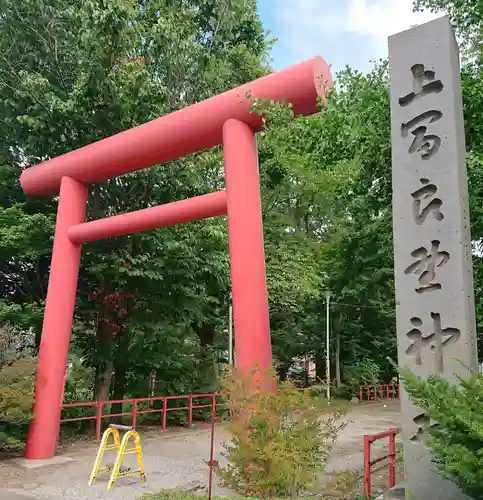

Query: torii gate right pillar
223,119,272,372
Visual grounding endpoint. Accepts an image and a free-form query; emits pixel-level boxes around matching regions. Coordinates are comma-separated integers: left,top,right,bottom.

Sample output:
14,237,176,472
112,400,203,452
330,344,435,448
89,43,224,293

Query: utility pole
325,290,332,401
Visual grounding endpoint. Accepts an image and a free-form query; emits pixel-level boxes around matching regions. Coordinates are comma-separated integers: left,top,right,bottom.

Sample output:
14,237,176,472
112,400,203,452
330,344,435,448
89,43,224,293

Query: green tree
0,0,270,407
413,0,483,62
254,63,398,386
402,367,483,499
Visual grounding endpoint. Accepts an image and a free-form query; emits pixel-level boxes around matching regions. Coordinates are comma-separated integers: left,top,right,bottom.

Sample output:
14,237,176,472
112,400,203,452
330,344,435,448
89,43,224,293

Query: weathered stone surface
389,15,477,500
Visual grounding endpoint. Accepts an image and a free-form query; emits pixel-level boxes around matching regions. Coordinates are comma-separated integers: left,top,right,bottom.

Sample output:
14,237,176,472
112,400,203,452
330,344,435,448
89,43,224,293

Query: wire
330,300,395,311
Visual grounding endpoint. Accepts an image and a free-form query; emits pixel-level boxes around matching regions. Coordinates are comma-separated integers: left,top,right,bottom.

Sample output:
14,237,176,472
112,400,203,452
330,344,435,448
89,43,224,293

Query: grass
137,490,368,499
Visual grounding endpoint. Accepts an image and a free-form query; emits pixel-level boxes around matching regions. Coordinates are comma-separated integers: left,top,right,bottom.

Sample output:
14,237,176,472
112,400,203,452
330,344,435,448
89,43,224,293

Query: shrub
217,367,347,497
330,385,352,400
343,358,380,396
401,366,483,499
0,326,36,451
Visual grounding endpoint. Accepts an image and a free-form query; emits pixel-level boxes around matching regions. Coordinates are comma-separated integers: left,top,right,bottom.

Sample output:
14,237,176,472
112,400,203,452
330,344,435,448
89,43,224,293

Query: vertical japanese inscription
398,64,456,369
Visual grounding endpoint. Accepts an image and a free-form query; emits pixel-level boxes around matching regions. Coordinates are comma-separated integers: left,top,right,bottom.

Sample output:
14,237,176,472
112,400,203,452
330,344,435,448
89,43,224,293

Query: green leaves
401,366,483,499
413,0,483,64
0,204,54,258
3,0,483,434
0,0,270,404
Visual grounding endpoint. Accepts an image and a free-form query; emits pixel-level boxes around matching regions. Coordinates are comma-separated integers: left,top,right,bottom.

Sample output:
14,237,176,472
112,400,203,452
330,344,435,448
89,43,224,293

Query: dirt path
0,401,401,500
327,401,402,473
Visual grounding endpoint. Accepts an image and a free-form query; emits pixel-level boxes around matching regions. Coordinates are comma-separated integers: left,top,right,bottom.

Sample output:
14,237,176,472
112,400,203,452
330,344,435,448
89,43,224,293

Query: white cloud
342,0,440,54
277,0,441,68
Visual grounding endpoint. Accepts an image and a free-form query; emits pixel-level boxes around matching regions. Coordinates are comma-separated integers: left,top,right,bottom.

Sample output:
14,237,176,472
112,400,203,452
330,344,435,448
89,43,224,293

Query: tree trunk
34,328,42,351
334,313,343,389
335,329,341,389
94,360,114,401
93,358,114,432
111,327,130,423
196,323,216,347
277,363,291,381
315,351,325,382
94,318,115,402
195,323,217,393
148,372,156,408
303,355,309,387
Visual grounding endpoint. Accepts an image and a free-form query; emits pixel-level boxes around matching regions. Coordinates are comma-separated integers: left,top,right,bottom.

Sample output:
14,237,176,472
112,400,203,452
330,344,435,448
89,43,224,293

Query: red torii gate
20,56,332,459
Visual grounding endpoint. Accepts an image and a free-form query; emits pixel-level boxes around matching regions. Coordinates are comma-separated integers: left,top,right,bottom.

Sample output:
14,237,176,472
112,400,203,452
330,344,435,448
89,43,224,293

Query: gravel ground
0,401,401,500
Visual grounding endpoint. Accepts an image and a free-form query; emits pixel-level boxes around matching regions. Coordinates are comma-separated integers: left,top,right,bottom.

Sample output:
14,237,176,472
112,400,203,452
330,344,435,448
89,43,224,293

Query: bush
0,326,36,451
330,385,352,400
343,358,380,396
216,367,347,497
401,366,483,499
306,383,353,402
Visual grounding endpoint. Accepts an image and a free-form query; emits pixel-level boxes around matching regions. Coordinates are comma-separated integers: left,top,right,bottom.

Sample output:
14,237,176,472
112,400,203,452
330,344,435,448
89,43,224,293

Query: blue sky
257,0,440,75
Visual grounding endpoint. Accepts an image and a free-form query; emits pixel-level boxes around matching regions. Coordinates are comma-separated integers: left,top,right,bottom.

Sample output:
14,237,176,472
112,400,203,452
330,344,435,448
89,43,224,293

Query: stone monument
389,16,478,500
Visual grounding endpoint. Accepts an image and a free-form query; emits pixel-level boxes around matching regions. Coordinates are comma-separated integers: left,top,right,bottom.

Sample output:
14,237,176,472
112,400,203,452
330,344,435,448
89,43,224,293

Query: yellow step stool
88,424,146,491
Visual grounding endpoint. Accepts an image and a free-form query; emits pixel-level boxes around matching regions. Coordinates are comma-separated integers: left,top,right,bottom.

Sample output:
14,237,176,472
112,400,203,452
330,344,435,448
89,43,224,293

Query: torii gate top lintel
20,56,332,198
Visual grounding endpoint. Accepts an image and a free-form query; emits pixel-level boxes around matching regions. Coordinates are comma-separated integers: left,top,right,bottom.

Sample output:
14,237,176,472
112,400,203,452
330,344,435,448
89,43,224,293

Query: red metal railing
60,387,310,441
359,384,400,402
60,393,227,440
363,428,399,499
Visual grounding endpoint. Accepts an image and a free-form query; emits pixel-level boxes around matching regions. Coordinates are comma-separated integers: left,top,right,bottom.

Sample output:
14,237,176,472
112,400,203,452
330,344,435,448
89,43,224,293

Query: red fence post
359,386,363,402
131,399,137,428
161,397,167,431
208,394,217,500
364,435,371,499
188,395,193,428
95,402,103,441
363,429,399,498
366,385,370,401
388,430,397,488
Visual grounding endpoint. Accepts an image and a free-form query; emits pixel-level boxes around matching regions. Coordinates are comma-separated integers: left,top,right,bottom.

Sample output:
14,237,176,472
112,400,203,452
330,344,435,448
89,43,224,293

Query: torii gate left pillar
19,57,332,459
